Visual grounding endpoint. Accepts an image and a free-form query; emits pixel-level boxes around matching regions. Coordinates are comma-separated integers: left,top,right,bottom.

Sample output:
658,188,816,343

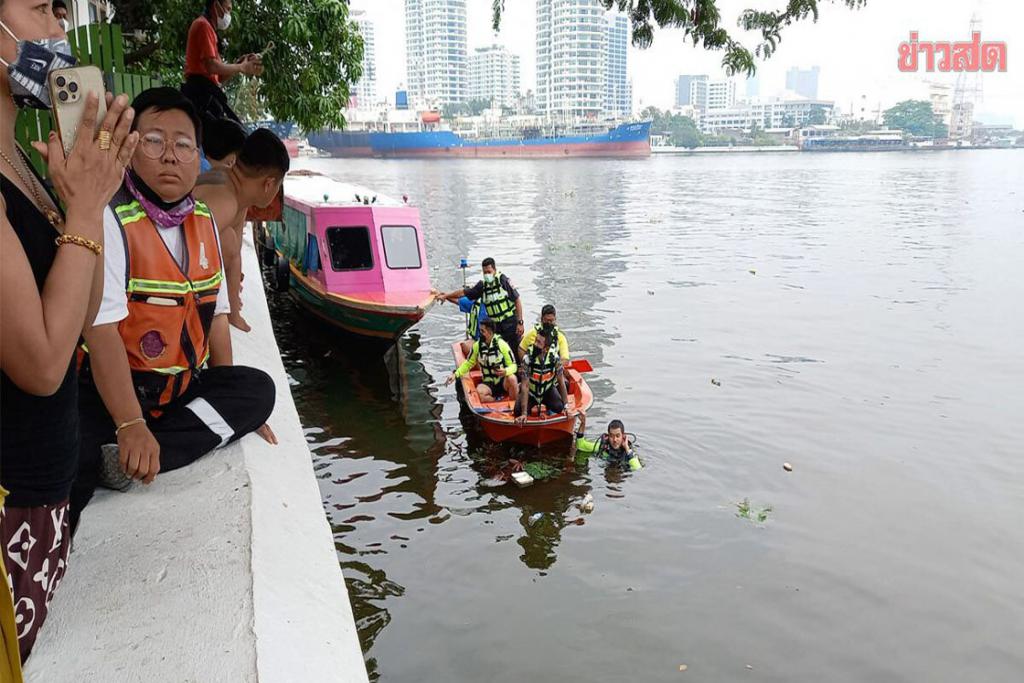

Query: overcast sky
351,0,1022,126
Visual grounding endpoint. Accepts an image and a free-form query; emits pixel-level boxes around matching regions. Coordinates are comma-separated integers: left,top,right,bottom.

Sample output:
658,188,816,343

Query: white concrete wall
25,236,368,683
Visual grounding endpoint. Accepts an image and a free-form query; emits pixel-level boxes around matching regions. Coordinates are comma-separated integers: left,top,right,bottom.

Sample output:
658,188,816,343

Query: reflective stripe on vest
528,347,559,401
111,193,223,409
478,338,508,385
482,272,515,322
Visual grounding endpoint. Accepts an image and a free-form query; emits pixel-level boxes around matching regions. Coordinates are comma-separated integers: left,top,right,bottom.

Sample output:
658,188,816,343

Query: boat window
380,225,422,269
325,226,374,271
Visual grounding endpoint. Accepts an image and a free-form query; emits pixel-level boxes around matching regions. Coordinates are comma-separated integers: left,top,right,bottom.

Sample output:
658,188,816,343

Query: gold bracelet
115,417,146,435
55,234,103,255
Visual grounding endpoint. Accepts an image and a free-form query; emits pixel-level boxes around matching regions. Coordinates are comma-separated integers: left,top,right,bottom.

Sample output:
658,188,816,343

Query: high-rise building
604,14,631,117
674,75,707,107
785,66,820,99
536,0,607,119
404,0,467,108
468,45,521,109
351,10,376,107
745,74,760,100
706,80,736,110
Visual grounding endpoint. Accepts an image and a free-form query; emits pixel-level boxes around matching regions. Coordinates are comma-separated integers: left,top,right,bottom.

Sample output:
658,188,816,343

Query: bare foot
229,311,252,332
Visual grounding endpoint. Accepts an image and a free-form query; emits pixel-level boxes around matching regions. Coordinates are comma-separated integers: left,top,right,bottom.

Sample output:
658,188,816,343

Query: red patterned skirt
1,500,71,662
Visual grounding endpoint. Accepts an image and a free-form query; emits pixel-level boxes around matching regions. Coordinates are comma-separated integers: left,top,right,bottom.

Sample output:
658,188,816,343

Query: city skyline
350,0,1021,126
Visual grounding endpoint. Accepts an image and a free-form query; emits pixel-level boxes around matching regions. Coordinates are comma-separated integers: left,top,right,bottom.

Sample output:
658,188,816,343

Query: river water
270,151,1023,682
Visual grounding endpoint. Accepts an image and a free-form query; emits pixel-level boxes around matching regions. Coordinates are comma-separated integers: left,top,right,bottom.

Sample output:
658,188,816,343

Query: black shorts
515,385,564,416
482,379,507,399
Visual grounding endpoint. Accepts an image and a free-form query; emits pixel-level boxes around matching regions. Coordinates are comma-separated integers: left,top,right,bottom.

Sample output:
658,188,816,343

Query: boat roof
284,171,406,208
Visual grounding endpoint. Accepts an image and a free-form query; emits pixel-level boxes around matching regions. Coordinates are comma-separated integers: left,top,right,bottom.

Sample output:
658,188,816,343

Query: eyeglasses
139,133,199,163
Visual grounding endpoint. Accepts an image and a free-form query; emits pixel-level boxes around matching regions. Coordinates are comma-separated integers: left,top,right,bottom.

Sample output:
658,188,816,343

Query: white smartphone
48,65,108,156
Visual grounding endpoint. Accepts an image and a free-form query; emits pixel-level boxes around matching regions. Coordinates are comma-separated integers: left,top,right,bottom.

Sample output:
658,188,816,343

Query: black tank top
1,162,79,507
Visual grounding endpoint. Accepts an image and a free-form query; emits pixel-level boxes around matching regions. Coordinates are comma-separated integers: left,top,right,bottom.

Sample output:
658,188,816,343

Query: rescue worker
445,318,518,403
515,328,570,424
457,294,487,357
519,303,569,362
572,413,642,470
71,88,277,532
438,257,524,351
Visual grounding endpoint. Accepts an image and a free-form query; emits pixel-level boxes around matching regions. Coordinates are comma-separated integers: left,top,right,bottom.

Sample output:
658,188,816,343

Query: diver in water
572,413,642,471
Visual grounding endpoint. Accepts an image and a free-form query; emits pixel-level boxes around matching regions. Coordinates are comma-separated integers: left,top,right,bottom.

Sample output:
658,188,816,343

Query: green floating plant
523,461,560,481
736,498,772,524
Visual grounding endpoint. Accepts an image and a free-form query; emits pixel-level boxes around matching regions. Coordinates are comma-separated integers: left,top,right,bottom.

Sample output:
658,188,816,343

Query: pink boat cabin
269,172,434,340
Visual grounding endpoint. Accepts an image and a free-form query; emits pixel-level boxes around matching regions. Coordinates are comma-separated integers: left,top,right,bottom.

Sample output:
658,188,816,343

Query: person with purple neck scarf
71,87,278,532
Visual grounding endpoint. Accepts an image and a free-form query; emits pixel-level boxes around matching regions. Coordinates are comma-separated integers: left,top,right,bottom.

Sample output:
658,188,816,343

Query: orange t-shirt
184,16,221,85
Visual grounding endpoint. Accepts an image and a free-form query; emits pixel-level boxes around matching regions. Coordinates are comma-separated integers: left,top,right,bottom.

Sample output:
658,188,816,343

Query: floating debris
749,269,757,275
783,462,793,472
512,471,535,487
736,498,773,523
527,512,544,526
647,290,655,295
578,493,595,513
524,461,560,480
480,476,507,488
678,664,688,672
711,378,722,387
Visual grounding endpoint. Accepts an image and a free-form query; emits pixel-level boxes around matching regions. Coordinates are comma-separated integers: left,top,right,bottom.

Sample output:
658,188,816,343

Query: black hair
479,318,495,333
236,128,290,179
204,0,218,20
541,304,556,318
202,117,246,161
52,0,68,10
607,419,625,433
130,87,203,142
481,257,496,269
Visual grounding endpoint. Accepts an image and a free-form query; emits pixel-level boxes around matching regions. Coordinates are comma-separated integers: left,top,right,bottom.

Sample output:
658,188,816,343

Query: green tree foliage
806,108,828,125
641,106,702,148
493,0,867,75
111,0,363,131
441,98,494,120
883,100,946,138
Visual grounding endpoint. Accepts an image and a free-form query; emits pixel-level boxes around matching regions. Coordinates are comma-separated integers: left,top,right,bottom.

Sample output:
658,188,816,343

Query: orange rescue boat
451,341,594,446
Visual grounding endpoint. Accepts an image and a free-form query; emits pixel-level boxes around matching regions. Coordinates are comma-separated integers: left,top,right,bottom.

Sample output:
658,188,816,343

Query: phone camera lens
58,90,69,102
55,76,66,87
68,82,79,93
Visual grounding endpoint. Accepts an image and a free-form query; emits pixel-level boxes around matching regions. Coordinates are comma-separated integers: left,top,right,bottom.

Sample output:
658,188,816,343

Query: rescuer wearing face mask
181,0,262,126
519,303,570,364
437,256,525,353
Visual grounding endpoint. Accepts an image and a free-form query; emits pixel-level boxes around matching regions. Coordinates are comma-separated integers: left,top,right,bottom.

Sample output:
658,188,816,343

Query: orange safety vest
105,187,223,411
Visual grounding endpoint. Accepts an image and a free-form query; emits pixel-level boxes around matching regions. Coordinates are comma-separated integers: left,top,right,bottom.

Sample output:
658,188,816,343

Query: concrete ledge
25,235,368,683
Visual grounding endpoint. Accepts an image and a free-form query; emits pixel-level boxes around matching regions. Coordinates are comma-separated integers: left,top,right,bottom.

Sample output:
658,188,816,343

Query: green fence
15,23,161,174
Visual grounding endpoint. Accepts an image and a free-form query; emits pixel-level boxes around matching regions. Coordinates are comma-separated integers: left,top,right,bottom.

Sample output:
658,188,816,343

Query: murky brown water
268,150,1024,682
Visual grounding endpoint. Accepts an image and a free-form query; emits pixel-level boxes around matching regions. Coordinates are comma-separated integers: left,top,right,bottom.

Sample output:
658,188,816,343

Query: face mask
125,169,196,230
483,273,495,284
216,8,232,30
0,21,77,110
59,19,70,33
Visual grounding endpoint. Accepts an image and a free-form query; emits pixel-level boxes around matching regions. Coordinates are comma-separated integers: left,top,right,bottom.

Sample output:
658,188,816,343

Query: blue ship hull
309,121,651,159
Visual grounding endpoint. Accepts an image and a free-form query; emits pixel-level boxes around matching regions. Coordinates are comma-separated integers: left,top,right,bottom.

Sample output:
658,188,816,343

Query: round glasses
139,133,199,163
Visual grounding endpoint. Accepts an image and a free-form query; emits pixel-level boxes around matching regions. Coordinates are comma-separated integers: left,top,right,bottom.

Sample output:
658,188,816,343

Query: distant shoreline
652,145,1021,155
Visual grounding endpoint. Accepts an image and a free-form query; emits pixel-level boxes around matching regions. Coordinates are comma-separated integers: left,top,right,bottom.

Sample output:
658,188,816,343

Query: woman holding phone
0,0,138,662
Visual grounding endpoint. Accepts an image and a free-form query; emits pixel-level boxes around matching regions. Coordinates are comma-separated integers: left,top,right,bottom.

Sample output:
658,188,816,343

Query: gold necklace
0,146,63,229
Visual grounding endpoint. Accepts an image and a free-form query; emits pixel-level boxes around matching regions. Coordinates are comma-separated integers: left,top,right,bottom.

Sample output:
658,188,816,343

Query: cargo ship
308,120,652,159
